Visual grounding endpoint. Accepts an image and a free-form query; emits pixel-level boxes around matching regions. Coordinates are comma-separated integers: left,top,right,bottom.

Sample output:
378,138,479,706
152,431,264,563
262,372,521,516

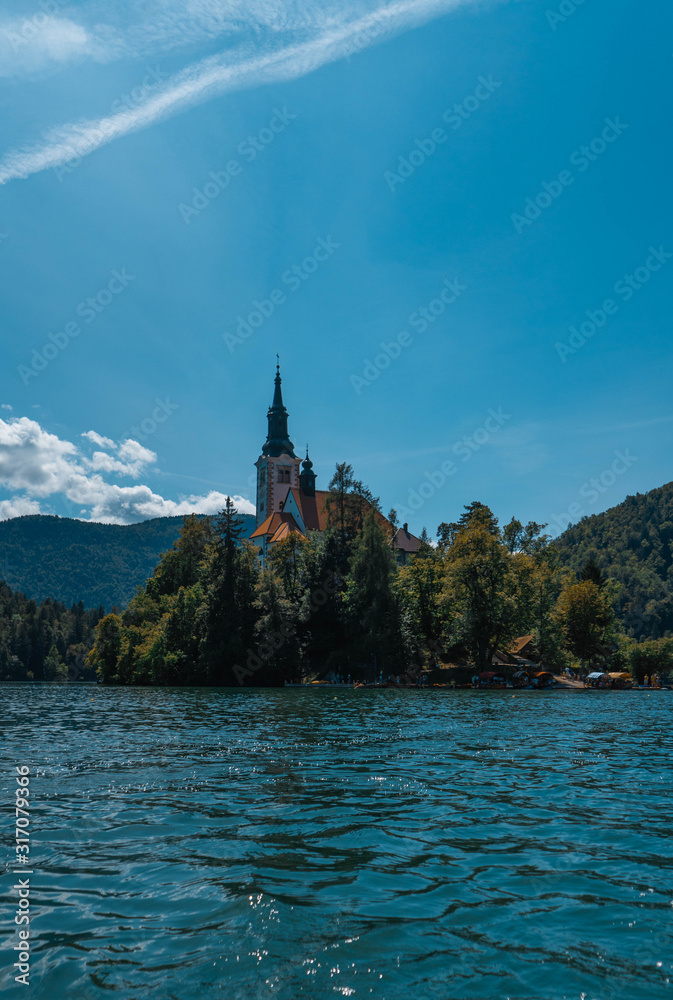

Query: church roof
269,521,302,543
250,511,304,540
253,488,424,556
287,487,330,531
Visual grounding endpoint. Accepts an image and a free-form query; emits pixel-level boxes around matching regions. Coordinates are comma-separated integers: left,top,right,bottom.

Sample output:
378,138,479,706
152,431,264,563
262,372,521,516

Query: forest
86,464,673,687
0,512,255,609
0,584,104,682
555,480,673,640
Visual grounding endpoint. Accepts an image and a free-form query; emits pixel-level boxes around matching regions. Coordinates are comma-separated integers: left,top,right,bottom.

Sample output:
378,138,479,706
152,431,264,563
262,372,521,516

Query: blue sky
0,0,671,535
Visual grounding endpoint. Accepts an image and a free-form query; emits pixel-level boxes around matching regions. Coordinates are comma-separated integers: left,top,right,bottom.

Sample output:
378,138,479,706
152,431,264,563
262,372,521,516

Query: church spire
262,360,296,458
299,444,317,496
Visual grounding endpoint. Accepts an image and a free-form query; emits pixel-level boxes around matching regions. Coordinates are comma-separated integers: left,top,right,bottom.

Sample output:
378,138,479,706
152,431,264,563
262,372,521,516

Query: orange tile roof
254,489,422,554
270,520,305,543
287,488,330,531
250,511,300,540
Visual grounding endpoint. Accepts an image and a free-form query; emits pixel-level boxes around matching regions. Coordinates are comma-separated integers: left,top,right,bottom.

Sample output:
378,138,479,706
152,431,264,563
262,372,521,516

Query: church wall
255,453,301,525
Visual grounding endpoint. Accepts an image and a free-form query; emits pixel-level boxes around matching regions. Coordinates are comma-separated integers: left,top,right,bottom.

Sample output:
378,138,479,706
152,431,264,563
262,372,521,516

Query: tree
87,614,123,682
555,580,614,667
151,515,214,596
246,570,303,685
503,517,549,556
578,555,606,589
267,533,306,602
325,462,381,573
344,509,409,673
398,542,441,656
441,505,517,671
295,530,345,674
387,507,399,544
629,637,673,684
43,643,67,681
202,499,259,682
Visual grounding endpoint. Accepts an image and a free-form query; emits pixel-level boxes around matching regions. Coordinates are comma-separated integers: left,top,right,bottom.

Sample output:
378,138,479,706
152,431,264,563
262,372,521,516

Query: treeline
556,481,673,640
0,583,104,681
88,464,673,686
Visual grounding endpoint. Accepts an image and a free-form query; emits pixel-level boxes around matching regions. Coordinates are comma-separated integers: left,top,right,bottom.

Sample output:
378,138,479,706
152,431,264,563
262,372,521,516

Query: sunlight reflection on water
1,685,672,999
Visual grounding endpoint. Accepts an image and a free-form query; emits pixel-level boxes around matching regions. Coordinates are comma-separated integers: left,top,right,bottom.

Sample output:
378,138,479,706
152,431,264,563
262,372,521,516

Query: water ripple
1,686,672,999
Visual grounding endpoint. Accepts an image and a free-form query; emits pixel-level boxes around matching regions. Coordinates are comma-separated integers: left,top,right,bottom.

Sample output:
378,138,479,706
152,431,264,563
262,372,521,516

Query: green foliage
344,509,412,672
555,579,615,664
86,613,123,683
397,538,442,655
440,505,518,670
88,507,261,686
248,570,303,685
628,637,673,684
0,584,103,681
0,513,255,610
43,644,67,681
555,481,673,639
202,500,260,682
18,478,673,686
325,462,381,574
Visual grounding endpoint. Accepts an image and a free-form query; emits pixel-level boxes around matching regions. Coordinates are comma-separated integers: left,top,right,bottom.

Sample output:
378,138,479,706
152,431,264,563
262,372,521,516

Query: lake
1,685,671,999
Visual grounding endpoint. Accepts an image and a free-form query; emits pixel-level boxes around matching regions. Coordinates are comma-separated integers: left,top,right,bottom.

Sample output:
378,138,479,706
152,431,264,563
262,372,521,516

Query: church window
277,467,291,483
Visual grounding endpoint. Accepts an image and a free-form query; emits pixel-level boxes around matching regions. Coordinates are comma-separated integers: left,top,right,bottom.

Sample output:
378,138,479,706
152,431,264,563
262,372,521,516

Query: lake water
1,685,672,1000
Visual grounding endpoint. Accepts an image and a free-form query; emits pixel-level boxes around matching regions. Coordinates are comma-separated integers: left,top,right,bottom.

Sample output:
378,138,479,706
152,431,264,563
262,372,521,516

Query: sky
0,0,671,536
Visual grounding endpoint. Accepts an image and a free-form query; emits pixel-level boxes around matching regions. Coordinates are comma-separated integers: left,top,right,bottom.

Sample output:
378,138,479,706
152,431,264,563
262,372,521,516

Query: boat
585,671,610,688
607,671,633,689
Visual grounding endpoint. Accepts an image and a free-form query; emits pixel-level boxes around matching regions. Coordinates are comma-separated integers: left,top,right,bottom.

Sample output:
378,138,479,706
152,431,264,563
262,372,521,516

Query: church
249,364,421,563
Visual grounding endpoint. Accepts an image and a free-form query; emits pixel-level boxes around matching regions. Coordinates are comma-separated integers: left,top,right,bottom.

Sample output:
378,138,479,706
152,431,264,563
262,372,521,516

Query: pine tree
344,509,407,673
248,570,302,685
202,499,259,682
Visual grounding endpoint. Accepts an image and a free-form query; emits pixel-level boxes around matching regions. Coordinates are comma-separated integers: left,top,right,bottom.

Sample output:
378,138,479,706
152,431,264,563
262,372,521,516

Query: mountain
0,513,256,611
555,481,673,640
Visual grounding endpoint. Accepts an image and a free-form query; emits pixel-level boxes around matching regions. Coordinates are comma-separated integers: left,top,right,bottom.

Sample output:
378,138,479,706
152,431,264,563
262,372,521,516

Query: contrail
0,0,481,184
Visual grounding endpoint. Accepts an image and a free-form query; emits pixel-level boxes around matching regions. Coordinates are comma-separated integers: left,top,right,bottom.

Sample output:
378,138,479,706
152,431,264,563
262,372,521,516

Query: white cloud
118,438,155,464
0,497,42,519
82,486,255,525
0,0,479,183
88,438,156,478
0,16,96,77
0,415,254,524
1,404,13,410
0,417,79,496
82,429,115,448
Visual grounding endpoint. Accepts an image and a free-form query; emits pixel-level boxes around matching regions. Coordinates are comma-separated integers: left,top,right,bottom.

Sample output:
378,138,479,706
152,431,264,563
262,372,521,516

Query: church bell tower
254,362,301,527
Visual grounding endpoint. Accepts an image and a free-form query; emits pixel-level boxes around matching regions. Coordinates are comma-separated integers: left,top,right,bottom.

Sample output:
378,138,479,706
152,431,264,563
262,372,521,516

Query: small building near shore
492,634,540,670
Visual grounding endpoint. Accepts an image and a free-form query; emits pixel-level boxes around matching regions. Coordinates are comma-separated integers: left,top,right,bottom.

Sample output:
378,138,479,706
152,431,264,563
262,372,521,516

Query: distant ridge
0,513,256,611
556,480,673,639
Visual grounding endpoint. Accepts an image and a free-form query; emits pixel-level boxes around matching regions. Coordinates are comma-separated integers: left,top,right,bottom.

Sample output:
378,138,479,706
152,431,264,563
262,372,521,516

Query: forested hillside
0,513,255,610
556,481,673,639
